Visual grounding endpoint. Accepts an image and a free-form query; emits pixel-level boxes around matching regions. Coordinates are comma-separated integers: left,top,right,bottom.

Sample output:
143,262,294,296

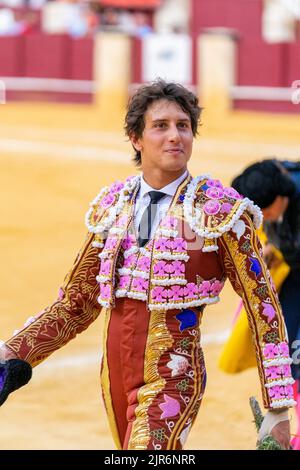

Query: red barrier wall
24,33,71,78
0,35,94,81
6,91,92,103
191,0,262,37
0,37,25,76
130,37,142,83
238,39,285,87
70,38,94,80
286,42,300,87
0,34,94,103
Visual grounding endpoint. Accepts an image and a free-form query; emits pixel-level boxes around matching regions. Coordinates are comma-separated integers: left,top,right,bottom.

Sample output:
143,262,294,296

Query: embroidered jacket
6,174,296,410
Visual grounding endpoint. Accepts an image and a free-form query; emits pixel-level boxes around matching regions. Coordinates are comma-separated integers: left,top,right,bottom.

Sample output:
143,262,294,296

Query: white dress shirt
134,170,189,239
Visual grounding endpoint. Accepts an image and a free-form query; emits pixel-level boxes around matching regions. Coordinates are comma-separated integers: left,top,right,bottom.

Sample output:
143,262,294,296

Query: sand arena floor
0,102,299,449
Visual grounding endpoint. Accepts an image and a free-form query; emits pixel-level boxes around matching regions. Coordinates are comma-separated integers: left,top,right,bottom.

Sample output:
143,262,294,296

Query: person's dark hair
124,79,202,167
231,159,296,209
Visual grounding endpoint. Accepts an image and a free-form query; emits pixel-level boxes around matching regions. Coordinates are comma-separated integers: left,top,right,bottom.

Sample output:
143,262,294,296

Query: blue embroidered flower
179,194,185,202
176,309,197,332
201,183,209,191
250,257,262,277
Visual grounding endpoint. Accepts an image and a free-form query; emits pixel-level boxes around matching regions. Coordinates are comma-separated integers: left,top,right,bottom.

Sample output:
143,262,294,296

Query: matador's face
131,99,193,175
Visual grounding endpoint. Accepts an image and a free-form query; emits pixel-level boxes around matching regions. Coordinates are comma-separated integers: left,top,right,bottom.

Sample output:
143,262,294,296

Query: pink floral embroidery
203,200,221,215
159,394,180,419
263,343,279,359
110,181,124,194
221,202,233,213
278,342,289,357
281,364,292,376
105,237,118,250
262,302,276,323
153,261,168,276
100,284,111,299
100,193,115,209
132,277,149,292
265,364,292,379
121,235,135,250
206,187,224,199
198,280,212,297
165,262,175,274
268,385,285,400
206,179,223,189
161,216,178,229
210,280,223,296
152,286,167,302
223,187,242,199
100,260,111,276
164,285,183,301
123,254,137,268
119,276,131,289
171,238,187,252
285,385,294,398
154,238,169,251
265,366,281,380
171,260,185,276
184,283,198,298
137,256,151,271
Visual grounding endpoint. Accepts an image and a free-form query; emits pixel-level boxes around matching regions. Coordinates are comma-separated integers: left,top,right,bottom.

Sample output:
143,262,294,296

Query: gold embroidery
167,334,202,450
127,310,173,450
220,217,287,407
6,234,102,367
222,232,270,337
251,225,286,341
100,309,122,450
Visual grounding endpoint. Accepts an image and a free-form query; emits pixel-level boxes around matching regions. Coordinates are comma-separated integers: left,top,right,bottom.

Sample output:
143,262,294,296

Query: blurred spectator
42,0,98,37
0,0,24,7
154,0,189,34
28,0,48,9
0,6,39,35
133,11,152,37
100,7,119,30
118,9,137,35
263,0,296,42
0,7,16,35
14,9,40,34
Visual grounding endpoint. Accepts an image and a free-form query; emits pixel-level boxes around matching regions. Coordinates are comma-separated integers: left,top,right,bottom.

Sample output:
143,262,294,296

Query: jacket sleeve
218,212,296,409
5,231,102,367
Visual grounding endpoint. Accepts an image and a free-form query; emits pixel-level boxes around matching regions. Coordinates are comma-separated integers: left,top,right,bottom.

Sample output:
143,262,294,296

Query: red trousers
101,297,206,450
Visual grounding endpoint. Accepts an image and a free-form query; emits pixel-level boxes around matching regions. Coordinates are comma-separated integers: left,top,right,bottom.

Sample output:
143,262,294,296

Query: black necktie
138,190,166,247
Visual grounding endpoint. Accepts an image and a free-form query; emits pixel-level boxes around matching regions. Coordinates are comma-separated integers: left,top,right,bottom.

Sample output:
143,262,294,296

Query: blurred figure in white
42,0,92,37
0,7,17,35
263,0,300,42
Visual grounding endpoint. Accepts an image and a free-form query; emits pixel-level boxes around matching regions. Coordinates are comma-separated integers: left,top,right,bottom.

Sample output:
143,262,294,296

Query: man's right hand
0,355,32,406
0,344,18,361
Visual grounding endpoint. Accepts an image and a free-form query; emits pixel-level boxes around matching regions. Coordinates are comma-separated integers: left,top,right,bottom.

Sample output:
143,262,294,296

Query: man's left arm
218,212,296,448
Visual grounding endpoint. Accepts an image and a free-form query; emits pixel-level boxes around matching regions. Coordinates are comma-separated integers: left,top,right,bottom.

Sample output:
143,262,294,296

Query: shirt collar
139,170,189,199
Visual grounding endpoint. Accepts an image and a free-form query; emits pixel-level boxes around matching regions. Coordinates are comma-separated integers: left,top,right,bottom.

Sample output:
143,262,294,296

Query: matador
0,80,295,450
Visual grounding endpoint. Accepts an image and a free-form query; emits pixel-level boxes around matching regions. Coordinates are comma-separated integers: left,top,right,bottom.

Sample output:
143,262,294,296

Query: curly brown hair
124,79,202,167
